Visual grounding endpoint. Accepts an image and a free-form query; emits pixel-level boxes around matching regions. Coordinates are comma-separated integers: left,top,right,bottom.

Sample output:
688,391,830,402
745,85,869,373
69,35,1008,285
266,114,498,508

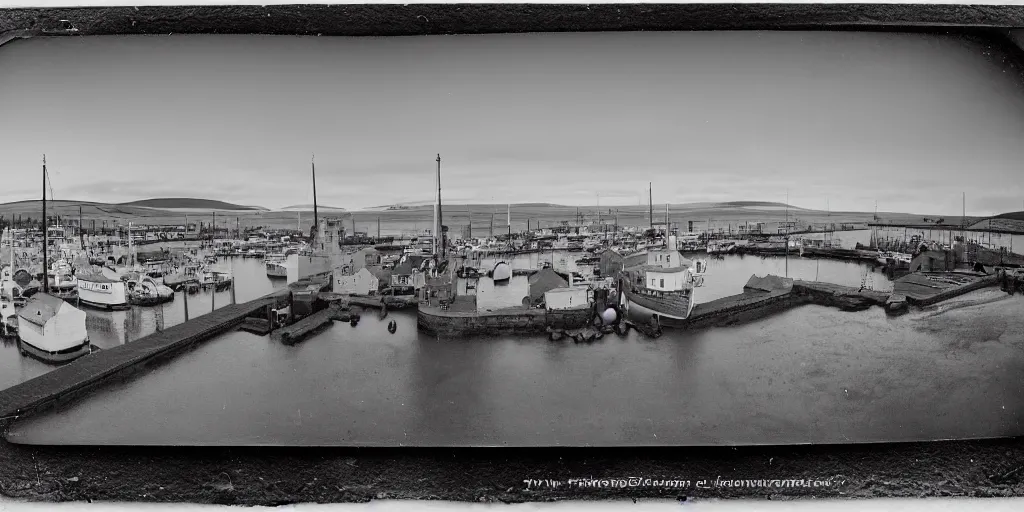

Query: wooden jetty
271,308,335,346
0,297,276,419
891,271,999,306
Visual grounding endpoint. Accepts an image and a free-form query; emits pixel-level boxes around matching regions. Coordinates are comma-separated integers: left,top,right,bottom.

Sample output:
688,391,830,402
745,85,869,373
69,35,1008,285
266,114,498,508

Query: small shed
527,267,568,306
910,250,956,273
543,287,591,311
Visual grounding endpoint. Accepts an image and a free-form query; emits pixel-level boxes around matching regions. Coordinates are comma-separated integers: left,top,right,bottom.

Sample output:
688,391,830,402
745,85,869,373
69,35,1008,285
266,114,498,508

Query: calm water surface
0,256,286,391
9,289,1023,446
0,253,890,391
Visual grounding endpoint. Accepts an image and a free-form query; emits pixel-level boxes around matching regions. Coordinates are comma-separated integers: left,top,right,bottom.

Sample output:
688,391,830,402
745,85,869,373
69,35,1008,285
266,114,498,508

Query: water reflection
11,290,1024,446
0,257,286,391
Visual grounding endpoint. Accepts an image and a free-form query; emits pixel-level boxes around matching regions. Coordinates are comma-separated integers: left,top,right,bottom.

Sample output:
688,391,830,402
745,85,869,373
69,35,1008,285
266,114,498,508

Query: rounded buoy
388,320,397,334
350,319,358,327
601,307,618,325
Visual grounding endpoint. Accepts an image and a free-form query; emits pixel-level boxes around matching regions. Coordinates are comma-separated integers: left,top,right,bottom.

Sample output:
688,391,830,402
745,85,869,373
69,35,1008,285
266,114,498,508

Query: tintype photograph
1,3,1024,507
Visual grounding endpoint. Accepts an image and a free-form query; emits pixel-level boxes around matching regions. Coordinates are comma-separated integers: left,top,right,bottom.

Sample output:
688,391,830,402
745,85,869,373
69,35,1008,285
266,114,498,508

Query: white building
543,287,591,311
335,267,380,296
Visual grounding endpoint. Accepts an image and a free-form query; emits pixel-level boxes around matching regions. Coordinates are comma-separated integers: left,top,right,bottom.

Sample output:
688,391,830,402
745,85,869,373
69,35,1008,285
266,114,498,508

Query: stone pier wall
417,306,591,338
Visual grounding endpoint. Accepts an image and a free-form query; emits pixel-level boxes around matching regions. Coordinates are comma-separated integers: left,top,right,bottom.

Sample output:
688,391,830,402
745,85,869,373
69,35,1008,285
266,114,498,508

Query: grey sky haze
1,32,1023,215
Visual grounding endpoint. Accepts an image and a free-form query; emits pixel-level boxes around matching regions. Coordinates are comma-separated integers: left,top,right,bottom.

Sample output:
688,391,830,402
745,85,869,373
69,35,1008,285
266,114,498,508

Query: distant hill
993,211,1024,221
718,201,804,210
277,204,348,212
120,198,267,211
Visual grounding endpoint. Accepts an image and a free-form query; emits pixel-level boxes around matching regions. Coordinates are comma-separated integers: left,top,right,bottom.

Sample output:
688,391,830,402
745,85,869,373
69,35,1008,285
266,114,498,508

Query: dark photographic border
1,3,1024,504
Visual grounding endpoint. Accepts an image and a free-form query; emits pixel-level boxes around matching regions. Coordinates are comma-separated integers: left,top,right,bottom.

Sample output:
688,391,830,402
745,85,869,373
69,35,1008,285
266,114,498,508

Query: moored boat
17,293,90,363
76,271,131,310
266,254,288,278
617,236,707,328
127,274,175,306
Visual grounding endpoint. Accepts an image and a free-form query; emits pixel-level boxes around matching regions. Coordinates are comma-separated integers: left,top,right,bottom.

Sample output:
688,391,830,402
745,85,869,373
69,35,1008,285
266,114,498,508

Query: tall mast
434,154,442,256
42,155,48,294
507,203,511,237
665,203,670,247
649,182,653,230
311,154,319,240
79,205,83,247
437,154,443,257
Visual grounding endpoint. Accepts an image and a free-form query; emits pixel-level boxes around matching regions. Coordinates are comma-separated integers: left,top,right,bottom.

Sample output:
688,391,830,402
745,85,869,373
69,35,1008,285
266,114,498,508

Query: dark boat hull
619,284,693,327
18,337,91,364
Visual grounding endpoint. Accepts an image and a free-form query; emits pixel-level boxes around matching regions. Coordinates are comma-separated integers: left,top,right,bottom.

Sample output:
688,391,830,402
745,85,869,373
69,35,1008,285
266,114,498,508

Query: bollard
183,288,190,322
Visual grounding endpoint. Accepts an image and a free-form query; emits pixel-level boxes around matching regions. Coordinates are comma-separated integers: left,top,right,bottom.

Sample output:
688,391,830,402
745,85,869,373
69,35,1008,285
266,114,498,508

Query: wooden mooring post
183,288,189,322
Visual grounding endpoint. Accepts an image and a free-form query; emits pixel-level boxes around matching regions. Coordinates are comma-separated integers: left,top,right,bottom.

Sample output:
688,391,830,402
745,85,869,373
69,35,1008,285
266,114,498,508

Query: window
660,279,664,288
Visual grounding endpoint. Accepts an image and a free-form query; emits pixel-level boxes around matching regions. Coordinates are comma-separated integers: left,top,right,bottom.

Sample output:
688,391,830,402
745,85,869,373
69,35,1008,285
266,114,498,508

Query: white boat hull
18,337,90,363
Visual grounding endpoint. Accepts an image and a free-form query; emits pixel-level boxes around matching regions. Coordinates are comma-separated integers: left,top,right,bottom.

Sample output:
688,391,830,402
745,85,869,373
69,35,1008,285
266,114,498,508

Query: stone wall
418,306,591,338
684,292,806,330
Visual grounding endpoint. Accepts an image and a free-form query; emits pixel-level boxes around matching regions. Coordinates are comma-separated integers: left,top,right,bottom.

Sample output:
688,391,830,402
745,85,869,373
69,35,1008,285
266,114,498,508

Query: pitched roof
528,267,568,302
393,261,414,275
366,266,392,283
17,293,66,326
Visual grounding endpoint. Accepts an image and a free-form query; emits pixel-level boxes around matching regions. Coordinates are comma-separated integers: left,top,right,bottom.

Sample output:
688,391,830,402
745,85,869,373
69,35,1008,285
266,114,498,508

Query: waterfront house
543,287,591,311
422,274,455,304
335,267,380,296
909,250,957,273
527,267,568,306
392,261,414,287
366,266,392,292
391,260,426,290
331,247,382,275
599,248,648,278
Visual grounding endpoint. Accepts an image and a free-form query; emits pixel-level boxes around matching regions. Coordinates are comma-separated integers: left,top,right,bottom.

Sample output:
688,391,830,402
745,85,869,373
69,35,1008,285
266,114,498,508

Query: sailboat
286,154,333,283
17,156,90,363
616,187,710,328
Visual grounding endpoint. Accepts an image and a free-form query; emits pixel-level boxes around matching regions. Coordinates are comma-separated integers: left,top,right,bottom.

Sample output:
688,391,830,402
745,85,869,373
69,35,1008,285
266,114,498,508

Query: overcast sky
1,32,1023,214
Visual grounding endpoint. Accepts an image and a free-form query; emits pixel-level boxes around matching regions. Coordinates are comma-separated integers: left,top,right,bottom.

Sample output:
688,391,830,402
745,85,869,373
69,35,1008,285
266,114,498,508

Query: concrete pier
0,297,277,419
0,275,331,420
272,308,335,346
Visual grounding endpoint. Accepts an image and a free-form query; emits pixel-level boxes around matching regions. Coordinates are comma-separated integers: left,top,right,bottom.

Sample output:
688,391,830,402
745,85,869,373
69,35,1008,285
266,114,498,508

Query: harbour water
9,287,1022,446
0,256,287,391
0,253,891,391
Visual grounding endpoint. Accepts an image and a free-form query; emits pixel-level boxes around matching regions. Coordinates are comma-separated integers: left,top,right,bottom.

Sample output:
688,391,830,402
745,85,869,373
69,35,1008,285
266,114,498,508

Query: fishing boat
617,236,708,328
47,258,78,301
127,274,174,306
76,271,131,310
1,264,22,337
17,156,90,363
201,269,233,291
265,254,289,278
491,261,512,284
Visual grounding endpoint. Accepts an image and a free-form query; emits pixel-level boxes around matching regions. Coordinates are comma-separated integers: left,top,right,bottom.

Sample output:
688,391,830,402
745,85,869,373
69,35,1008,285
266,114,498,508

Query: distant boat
127,274,174,306
265,254,288,278
1,264,21,337
492,261,512,284
76,271,131,310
